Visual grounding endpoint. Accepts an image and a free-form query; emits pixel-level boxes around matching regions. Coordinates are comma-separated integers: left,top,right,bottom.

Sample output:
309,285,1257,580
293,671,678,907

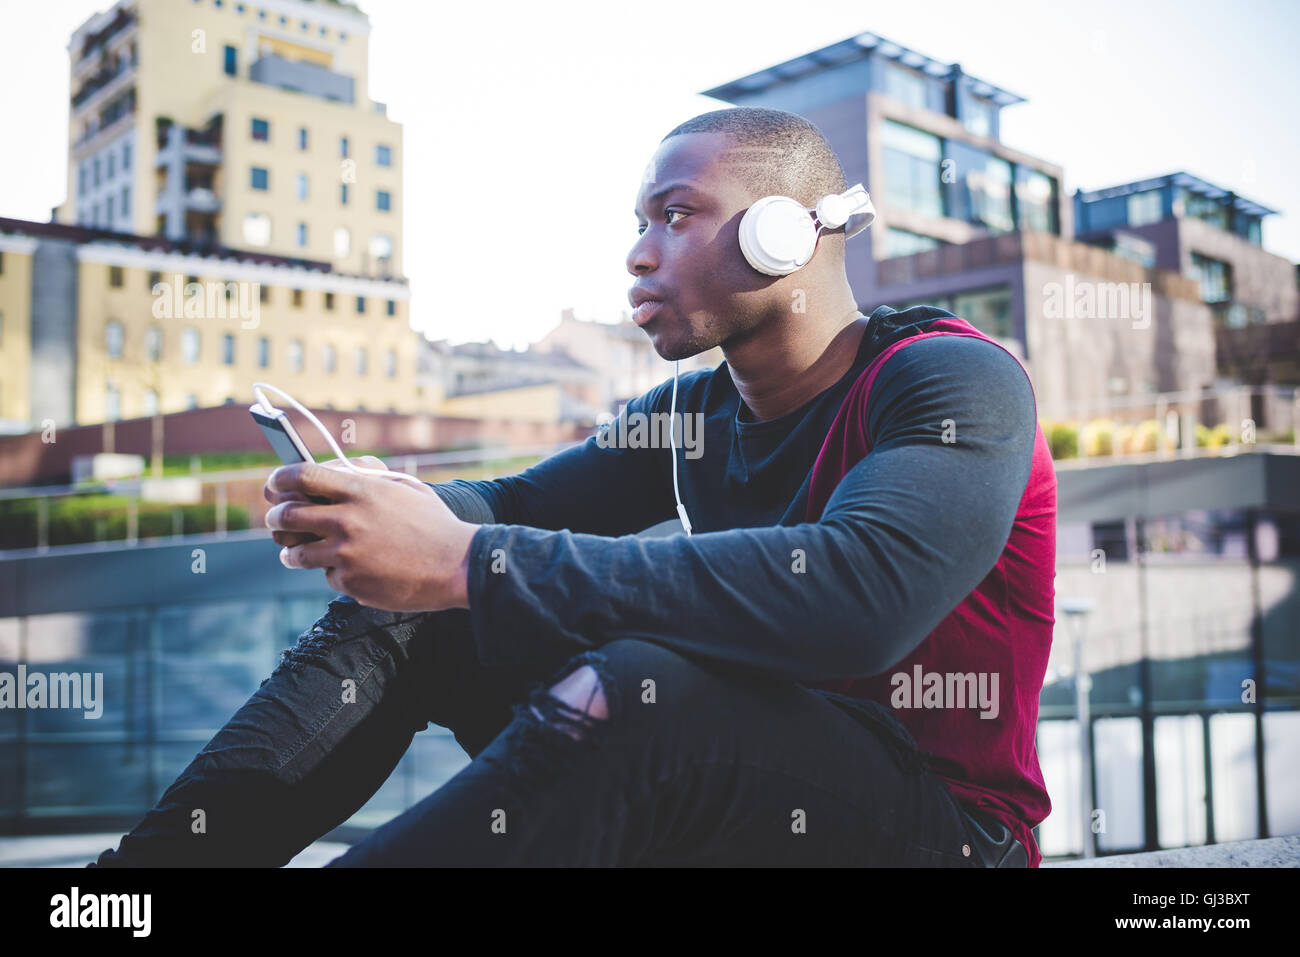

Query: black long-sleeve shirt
429,306,1038,681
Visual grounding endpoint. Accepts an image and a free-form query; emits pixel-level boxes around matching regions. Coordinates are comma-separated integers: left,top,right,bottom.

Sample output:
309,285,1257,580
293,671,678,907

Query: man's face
628,131,782,360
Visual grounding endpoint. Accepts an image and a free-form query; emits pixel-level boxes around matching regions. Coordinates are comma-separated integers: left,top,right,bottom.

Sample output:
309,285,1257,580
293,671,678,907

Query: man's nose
626,233,658,275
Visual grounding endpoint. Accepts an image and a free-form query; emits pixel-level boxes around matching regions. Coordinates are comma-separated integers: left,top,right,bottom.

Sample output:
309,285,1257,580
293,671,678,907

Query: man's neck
728,306,868,423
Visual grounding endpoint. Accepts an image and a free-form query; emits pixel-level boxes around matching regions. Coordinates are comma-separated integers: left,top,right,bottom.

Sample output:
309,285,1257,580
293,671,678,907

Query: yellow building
0,216,420,428
0,0,427,432
60,0,401,277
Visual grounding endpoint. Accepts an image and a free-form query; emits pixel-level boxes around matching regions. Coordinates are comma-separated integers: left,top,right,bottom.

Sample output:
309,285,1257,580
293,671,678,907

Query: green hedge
0,495,249,550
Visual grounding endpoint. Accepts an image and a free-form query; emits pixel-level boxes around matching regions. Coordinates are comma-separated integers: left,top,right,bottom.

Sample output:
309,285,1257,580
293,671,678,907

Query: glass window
962,94,995,138
334,226,350,258
386,299,396,317
322,342,336,373
295,172,308,200
142,388,159,416
355,296,366,314
375,144,392,167
1189,253,1231,303
109,265,124,288
369,233,393,260
222,333,235,365
181,328,200,364
355,346,367,375
376,190,391,212
223,45,237,76
257,336,270,368
251,118,269,142
243,212,270,245
882,228,940,259
881,120,943,218
979,156,1014,233
296,222,307,247
883,63,927,110
120,185,130,218
292,288,303,307
298,126,308,150
1182,191,1229,229
324,292,335,310
1127,190,1163,227
105,382,121,421
385,348,397,377
1016,167,1058,234
288,339,304,372
340,136,349,158
950,286,1014,340
186,393,199,410
340,183,349,205
250,166,269,190
146,325,163,361
107,152,115,178
122,141,131,170
105,320,124,358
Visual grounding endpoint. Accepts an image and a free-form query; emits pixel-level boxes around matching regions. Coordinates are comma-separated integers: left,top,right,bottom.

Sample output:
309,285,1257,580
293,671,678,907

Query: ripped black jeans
90,595,1011,867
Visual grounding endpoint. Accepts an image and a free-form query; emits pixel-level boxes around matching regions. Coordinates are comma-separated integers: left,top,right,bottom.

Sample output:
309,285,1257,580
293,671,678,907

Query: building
535,308,722,410
0,216,417,430
0,0,424,432
419,335,605,426
700,31,1296,428
59,0,401,278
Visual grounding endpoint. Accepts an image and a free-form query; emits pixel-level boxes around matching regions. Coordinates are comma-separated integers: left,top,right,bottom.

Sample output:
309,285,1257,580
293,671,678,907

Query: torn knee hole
529,664,609,741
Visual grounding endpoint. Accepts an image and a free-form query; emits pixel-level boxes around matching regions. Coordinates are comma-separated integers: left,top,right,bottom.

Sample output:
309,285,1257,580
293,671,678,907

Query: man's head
629,107,853,361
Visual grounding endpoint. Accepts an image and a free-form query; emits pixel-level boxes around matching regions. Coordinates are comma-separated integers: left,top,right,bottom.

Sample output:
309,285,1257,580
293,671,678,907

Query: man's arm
426,375,688,535
463,335,1039,678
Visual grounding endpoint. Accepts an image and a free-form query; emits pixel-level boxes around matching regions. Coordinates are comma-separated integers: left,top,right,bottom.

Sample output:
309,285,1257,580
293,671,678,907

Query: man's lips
632,300,664,326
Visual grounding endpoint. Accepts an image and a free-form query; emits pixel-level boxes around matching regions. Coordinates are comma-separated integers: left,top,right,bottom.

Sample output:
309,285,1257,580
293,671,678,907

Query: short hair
661,107,849,211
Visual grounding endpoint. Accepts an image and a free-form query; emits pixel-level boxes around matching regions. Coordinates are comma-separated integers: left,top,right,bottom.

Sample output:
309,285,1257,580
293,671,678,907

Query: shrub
1080,419,1116,456
1043,420,1079,460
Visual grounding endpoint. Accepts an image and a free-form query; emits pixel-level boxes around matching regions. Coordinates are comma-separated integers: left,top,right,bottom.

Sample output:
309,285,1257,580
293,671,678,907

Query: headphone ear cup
738,196,819,276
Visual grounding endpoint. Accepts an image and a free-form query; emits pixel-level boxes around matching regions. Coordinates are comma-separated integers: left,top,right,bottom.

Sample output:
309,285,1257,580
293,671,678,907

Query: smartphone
250,402,330,505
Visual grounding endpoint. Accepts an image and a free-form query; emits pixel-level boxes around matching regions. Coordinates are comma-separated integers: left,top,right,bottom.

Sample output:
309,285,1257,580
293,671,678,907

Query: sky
1,0,1297,350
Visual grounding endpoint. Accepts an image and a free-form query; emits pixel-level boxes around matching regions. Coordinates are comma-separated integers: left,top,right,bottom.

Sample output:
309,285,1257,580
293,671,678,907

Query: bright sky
2,0,1297,350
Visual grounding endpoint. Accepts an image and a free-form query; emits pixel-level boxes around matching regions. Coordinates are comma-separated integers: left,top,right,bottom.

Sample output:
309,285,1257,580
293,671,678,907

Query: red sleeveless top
803,316,1057,867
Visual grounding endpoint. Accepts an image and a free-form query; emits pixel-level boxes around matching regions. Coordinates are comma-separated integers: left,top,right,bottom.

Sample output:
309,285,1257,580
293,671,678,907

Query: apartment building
0,217,417,431
59,0,401,277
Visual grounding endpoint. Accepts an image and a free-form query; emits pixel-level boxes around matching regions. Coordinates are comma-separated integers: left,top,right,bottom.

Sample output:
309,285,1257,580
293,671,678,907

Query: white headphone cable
251,382,430,492
670,360,693,535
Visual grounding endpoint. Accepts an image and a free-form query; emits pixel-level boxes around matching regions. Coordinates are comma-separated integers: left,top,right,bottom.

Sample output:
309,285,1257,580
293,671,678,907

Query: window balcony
249,54,355,105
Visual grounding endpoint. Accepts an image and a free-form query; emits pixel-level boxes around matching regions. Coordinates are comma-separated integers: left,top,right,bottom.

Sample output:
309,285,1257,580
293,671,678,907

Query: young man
92,107,1055,868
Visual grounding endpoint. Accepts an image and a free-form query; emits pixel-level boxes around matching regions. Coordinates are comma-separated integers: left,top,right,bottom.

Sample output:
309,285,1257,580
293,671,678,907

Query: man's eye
665,209,686,225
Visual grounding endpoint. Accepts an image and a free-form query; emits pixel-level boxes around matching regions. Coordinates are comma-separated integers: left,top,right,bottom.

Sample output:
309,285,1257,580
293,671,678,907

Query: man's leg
326,638,985,867
90,595,573,867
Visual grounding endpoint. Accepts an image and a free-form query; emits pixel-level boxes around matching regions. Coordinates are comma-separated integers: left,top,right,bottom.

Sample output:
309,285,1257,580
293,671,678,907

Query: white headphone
738,182,876,276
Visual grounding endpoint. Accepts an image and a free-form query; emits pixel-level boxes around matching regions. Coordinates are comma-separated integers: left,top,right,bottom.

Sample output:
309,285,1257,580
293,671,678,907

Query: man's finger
266,461,361,503
264,500,340,536
271,529,320,547
279,538,339,571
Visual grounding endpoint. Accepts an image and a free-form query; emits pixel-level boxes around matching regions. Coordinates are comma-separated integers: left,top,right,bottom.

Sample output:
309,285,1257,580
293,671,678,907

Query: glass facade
882,227,941,258
1016,167,1058,234
0,597,470,828
882,63,927,110
882,119,943,218
1189,252,1231,303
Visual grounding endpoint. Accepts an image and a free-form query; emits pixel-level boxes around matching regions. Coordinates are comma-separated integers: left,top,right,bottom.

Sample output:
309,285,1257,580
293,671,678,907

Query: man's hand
263,461,478,612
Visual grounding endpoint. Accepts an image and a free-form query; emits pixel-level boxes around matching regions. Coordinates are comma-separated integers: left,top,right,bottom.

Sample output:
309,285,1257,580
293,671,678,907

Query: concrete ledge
1046,835,1300,867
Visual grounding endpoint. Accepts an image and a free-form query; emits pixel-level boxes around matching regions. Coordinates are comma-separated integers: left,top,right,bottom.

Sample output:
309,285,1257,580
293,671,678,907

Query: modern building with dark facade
701,32,1296,429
